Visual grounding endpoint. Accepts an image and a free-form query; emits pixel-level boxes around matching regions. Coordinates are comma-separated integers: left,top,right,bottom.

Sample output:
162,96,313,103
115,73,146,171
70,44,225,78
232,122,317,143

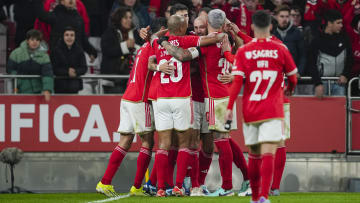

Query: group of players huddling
95,3,298,203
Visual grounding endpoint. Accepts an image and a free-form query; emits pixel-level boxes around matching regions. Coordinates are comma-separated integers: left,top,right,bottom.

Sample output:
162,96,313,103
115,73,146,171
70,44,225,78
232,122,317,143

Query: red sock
155,149,169,190
101,146,127,185
229,138,249,181
189,149,199,188
248,153,262,201
167,148,178,187
175,148,191,188
149,156,157,185
133,147,152,189
260,153,275,199
198,150,212,185
271,147,286,190
214,139,233,190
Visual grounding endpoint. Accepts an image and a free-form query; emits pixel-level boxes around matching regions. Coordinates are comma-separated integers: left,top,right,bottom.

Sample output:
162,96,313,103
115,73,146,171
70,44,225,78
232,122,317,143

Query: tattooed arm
160,41,200,62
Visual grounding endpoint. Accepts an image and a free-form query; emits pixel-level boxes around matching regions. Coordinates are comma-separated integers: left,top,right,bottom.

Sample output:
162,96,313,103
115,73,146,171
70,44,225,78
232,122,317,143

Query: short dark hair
170,3,188,15
26,29,43,41
110,6,133,30
199,7,211,14
274,5,291,15
63,26,76,34
150,17,167,33
252,10,272,29
323,9,343,26
290,5,302,14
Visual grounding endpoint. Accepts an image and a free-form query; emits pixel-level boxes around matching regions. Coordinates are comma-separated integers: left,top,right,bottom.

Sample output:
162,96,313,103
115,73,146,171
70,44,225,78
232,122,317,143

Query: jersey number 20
160,57,183,84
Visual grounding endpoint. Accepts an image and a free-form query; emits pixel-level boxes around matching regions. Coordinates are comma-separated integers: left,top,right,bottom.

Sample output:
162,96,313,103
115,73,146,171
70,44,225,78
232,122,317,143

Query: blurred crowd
1,0,360,100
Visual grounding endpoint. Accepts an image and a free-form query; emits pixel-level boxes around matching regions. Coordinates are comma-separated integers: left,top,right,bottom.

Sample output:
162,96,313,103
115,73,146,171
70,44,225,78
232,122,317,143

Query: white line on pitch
87,194,130,203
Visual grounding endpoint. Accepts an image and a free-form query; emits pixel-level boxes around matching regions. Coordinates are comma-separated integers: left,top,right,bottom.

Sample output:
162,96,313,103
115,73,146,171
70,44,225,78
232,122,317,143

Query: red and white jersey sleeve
234,38,297,123
154,35,200,98
199,33,230,99
122,42,154,102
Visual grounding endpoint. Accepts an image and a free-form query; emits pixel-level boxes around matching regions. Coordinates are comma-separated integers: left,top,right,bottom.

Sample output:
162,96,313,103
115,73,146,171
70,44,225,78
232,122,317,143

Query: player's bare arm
148,55,175,74
160,41,197,62
198,33,227,46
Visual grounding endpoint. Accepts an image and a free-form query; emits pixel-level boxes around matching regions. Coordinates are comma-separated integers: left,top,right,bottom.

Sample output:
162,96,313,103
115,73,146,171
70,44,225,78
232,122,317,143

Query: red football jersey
233,38,297,123
191,59,205,102
148,71,160,100
153,35,201,98
123,42,154,102
199,33,231,99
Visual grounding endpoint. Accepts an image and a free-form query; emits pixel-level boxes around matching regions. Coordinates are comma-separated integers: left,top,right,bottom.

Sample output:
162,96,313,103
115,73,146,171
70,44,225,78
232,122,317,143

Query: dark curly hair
110,6,133,30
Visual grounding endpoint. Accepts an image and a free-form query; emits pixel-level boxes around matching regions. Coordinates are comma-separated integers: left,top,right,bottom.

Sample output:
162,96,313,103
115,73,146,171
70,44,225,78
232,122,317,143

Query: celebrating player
226,10,298,203
95,18,167,197
148,14,225,197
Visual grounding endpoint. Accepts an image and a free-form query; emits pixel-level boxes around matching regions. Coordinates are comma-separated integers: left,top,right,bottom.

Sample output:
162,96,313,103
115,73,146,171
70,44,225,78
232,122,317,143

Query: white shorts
242,119,285,146
205,97,237,132
192,101,209,133
117,100,154,135
284,103,290,140
154,98,193,131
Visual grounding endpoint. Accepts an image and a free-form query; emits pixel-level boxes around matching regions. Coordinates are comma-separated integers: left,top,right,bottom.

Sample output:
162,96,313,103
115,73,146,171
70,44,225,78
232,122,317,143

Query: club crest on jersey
245,50,278,59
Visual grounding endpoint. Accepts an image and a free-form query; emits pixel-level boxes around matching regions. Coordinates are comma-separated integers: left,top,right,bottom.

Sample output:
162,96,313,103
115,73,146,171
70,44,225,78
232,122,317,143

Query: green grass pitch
1,193,360,203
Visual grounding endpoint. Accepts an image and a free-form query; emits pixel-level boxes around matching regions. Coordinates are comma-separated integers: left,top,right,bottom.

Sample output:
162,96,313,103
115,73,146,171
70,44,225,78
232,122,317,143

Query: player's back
199,33,230,99
234,38,297,123
154,35,200,98
123,42,154,102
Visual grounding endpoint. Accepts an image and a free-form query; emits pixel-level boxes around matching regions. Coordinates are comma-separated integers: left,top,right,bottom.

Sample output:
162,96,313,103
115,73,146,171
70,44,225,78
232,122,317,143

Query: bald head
168,15,187,35
194,16,207,36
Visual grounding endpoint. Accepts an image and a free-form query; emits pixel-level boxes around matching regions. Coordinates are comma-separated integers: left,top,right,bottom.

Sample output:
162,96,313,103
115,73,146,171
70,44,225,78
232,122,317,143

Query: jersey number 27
250,70,278,101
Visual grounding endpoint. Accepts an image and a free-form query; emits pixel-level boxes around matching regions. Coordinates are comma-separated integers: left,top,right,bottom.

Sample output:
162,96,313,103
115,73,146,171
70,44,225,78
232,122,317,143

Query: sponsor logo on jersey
245,50,278,59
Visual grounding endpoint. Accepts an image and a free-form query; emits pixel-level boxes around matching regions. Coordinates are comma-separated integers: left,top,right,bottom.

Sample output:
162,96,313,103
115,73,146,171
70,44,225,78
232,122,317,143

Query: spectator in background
148,0,170,18
198,6,211,18
34,0,97,61
309,9,353,98
224,0,263,36
344,2,360,95
11,0,39,46
82,0,115,37
263,0,285,13
274,5,306,75
290,5,304,30
34,0,90,44
111,0,151,30
51,26,87,94
100,6,142,94
7,29,53,101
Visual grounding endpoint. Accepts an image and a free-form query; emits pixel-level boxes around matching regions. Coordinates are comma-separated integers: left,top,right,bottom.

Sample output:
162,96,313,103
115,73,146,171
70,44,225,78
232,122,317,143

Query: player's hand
230,23,240,33
159,61,175,75
225,109,233,122
139,26,150,41
218,73,233,84
315,84,324,99
221,36,231,54
43,90,51,102
158,36,169,46
338,75,347,85
68,67,77,77
284,86,294,96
